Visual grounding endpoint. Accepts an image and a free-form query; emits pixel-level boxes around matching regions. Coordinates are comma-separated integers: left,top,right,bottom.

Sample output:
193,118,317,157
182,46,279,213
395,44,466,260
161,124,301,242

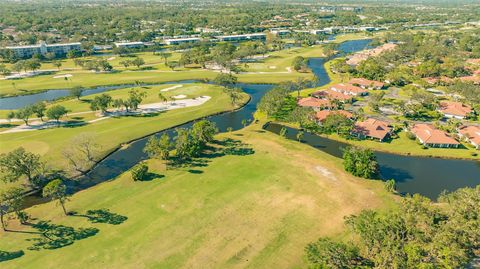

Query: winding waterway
1,39,478,206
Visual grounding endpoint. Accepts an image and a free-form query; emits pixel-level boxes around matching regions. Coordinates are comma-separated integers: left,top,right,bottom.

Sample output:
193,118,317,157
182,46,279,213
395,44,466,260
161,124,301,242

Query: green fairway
0,83,248,182
0,68,317,97
0,124,396,268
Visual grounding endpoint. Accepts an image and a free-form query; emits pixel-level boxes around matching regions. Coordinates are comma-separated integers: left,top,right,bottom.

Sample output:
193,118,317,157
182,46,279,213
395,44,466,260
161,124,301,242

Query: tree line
305,186,480,268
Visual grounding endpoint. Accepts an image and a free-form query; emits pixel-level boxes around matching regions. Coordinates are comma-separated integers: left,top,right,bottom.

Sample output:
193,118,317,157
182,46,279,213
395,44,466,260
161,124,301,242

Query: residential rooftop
315,110,353,122
353,118,392,141
438,101,472,118
411,124,459,146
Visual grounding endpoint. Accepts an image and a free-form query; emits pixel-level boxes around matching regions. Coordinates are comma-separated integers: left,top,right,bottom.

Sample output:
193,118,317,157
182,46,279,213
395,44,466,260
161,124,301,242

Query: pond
0,80,199,110
9,38,478,207
263,123,480,200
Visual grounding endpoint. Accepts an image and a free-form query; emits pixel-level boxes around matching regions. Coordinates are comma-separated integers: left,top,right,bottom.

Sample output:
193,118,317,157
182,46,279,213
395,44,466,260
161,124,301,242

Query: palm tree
158,92,168,104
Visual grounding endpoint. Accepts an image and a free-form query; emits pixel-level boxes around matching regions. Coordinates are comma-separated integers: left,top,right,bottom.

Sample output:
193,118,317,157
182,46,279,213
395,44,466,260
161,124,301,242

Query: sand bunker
53,74,73,79
1,96,211,134
160,85,183,92
172,94,187,99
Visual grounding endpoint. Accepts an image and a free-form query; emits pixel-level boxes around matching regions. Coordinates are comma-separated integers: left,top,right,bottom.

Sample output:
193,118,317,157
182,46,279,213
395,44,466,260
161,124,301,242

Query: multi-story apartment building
4,41,82,58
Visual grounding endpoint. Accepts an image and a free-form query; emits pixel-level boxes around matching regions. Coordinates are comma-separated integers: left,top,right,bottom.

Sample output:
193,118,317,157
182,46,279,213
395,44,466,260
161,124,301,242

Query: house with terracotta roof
345,43,397,66
312,89,352,102
458,125,480,149
352,118,392,142
330,83,368,96
410,123,460,148
438,101,473,119
349,78,384,90
297,97,331,110
315,110,353,122
459,75,480,84
422,76,454,85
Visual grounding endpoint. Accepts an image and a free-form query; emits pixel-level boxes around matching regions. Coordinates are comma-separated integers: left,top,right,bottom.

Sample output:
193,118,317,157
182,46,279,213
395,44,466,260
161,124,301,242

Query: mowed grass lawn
0,83,248,188
243,46,326,72
0,67,315,97
324,131,480,160
0,83,219,118
0,124,396,268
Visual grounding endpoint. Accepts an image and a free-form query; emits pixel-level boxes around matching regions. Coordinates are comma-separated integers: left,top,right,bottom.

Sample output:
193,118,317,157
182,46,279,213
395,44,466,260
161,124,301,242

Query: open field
0,123,396,268
0,83,248,190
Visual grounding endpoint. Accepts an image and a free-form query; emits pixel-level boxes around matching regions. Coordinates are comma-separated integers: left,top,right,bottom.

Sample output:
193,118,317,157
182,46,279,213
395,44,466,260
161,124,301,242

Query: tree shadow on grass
170,157,210,169
142,172,164,181
205,138,255,158
0,123,16,128
70,209,128,225
169,138,254,171
0,250,24,262
26,221,99,250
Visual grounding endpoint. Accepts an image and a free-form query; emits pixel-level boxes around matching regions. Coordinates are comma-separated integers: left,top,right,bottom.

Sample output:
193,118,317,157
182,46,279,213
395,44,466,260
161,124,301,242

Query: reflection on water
17,39,478,206
264,123,480,200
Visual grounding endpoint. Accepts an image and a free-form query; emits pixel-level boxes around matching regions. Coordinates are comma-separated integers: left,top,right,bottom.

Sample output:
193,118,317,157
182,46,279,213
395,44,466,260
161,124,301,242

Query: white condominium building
5,41,82,58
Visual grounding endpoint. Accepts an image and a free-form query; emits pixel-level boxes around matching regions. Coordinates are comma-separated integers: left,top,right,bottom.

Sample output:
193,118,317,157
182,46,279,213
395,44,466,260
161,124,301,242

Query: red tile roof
411,124,459,145
438,101,472,118
346,43,397,66
460,75,480,84
353,118,392,140
312,89,352,101
467,58,480,65
297,97,331,108
330,83,368,95
422,76,454,85
349,78,384,88
315,110,353,122
458,125,480,148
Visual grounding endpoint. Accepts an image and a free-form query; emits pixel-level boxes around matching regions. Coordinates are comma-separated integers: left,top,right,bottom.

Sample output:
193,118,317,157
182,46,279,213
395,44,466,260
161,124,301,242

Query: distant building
315,110,353,122
438,101,473,119
458,125,480,149
330,83,368,96
352,118,392,142
312,89,352,102
93,45,113,51
114,41,145,49
270,29,291,36
410,123,460,148
459,75,480,84
346,43,397,66
297,97,331,110
215,33,266,42
4,41,81,58
164,37,201,45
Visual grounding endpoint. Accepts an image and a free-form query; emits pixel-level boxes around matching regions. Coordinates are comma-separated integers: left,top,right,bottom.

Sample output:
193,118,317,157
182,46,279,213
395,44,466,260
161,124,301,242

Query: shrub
342,146,379,179
131,162,148,181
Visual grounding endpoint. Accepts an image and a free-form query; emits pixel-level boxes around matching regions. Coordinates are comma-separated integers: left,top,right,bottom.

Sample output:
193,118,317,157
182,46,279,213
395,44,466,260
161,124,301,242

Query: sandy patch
107,57,116,61
315,166,337,181
160,85,183,92
269,66,277,69
1,96,211,134
53,74,73,79
172,94,187,99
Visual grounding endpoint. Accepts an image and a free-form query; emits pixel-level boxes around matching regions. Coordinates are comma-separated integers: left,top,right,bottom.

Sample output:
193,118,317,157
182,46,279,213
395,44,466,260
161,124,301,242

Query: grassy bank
0,123,396,268
323,131,480,160
0,83,248,190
